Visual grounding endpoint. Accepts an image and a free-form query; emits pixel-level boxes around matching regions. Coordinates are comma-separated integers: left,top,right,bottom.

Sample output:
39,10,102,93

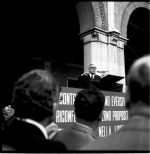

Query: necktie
91,74,94,80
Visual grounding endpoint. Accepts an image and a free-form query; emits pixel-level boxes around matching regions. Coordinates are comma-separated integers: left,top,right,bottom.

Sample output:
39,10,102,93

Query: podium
77,74,124,92
78,80,101,90
100,74,124,92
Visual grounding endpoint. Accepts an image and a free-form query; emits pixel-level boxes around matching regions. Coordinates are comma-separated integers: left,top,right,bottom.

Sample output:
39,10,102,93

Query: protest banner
55,87,128,138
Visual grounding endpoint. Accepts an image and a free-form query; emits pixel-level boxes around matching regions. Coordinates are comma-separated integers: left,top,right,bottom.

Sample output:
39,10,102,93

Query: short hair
74,89,105,121
11,69,59,121
126,55,150,108
88,64,97,69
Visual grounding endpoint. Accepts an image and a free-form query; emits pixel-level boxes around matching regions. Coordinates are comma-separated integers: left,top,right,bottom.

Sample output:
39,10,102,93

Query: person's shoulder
80,133,115,151
81,72,89,76
44,139,67,152
79,139,100,151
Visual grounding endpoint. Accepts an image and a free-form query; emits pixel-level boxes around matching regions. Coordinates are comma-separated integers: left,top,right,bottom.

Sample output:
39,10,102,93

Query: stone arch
121,2,149,38
92,2,107,30
124,7,149,74
76,2,95,34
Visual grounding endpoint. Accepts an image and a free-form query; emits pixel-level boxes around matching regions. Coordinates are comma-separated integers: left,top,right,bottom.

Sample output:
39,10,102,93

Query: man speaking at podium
77,64,103,89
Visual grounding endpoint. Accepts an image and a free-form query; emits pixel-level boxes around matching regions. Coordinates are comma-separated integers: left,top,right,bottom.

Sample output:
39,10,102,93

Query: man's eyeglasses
90,67,96,69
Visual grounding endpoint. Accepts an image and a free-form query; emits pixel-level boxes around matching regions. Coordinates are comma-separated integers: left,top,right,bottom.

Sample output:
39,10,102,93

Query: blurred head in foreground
11,69,59,125
74,89,105,130
126,54,150,111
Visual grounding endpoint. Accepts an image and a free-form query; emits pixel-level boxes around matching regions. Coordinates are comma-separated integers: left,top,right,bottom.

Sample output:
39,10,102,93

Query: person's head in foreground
126,54,150,112
11,69,60,127
74,89,105,130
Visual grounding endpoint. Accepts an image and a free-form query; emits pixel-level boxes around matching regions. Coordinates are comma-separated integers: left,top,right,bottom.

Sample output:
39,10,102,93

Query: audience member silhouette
53,89,105,150
2,69,66,152
81,55,150,151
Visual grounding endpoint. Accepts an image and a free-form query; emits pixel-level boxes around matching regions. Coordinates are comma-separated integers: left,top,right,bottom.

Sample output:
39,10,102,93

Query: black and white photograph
2,1,150,153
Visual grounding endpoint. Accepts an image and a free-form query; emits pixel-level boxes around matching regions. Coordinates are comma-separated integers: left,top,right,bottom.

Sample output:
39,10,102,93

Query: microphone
97,70,109,73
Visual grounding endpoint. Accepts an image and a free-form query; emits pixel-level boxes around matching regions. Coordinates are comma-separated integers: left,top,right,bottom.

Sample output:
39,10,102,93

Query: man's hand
2,105,15,121
101,72,108,78
46,122,60,139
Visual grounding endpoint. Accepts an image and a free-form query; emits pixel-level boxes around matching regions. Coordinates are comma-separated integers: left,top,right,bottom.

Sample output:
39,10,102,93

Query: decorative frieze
98,2,106,29
92,2,106,29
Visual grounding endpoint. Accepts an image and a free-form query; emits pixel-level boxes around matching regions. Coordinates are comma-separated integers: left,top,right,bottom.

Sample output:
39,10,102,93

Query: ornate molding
92,2,106,29
98,2,106,29
79,27,127,48
93,3,103,28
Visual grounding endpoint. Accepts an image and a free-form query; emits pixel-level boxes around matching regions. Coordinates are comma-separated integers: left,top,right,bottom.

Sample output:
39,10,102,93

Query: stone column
107,30,128,92
80,27,127,92
80,28,108,73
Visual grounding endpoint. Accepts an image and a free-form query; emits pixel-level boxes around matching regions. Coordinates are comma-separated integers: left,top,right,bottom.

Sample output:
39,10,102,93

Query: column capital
108,30,128,48
80,27,107,37
80,27,128,48
108,29,120,36
80,27,108,44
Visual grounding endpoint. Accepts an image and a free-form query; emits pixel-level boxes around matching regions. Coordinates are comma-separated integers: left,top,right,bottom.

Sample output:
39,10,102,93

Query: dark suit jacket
77,73,101,89
81,106,150,151
53,122,97,150
2,118,66,152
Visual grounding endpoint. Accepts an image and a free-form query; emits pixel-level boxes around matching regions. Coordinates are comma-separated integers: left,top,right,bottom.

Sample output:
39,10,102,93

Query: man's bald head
127,55,150,107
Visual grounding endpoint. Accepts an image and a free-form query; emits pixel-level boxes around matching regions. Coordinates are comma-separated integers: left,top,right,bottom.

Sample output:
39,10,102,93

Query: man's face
89,65,97,74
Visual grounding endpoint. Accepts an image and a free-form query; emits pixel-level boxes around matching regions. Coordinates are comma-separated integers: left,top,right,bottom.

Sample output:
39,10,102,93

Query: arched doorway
124,7,149,74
